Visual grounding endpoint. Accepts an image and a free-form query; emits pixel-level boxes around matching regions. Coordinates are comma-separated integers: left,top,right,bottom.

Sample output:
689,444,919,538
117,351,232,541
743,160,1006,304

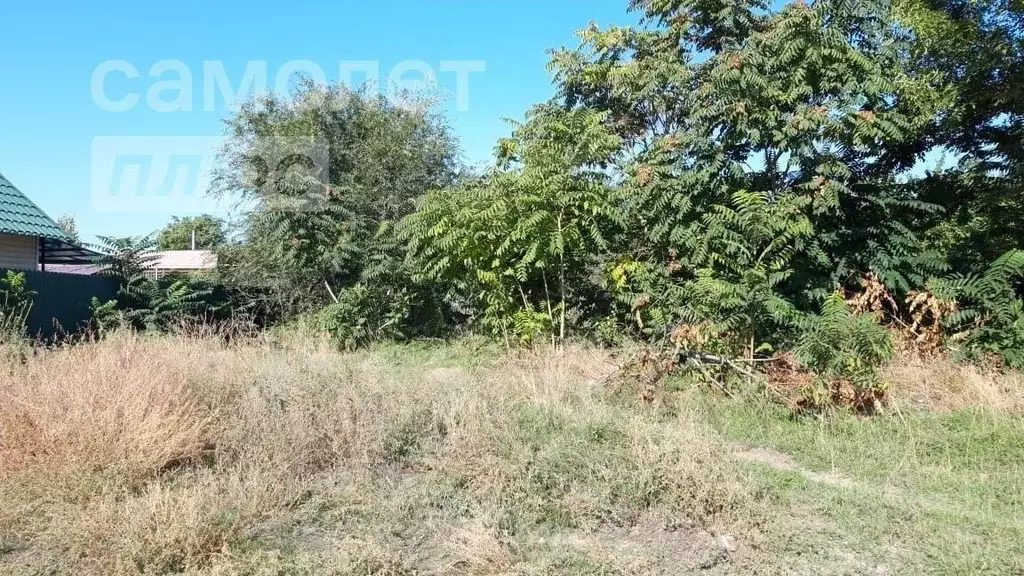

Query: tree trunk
542,269,556,345
558,215,566,344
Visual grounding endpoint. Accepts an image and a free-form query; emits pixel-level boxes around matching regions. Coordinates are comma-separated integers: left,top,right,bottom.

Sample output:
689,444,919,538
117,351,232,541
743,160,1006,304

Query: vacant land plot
1,334,1021,575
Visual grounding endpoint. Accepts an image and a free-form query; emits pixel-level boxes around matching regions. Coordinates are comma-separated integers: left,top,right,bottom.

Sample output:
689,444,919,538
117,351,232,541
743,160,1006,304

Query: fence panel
1,268,119,338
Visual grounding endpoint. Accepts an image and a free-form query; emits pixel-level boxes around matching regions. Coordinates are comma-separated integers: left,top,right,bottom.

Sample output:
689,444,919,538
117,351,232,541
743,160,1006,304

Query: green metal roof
0,171,68,241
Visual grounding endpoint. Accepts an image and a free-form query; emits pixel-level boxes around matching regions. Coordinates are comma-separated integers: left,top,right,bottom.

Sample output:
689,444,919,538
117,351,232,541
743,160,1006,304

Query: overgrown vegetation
61,0,1022,403
89,235,220,333
0,271,33,340
1,335,1021,575
931,249,1024,367
212,83,459,324
3,1,1022,572
165,0,1020,410
794,294,895,412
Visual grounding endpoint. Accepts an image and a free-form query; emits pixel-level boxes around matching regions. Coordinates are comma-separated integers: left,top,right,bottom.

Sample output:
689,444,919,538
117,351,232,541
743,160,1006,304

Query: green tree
56,214,80,245
93,235,214,332
682,191,814,358
95,234,159,285
156,215,226,251
213,82,458,319
896,0,1024,272
547,0,946,343
400,105,623,342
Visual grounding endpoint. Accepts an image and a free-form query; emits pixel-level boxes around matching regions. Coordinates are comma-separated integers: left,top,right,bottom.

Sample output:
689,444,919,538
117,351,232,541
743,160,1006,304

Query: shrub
89,297,122,335
317,283,413,350
93,235,226,333
932,249,1024,368
794,293,895,412
510,306,552,345
0,271,34,339
123,278,215,332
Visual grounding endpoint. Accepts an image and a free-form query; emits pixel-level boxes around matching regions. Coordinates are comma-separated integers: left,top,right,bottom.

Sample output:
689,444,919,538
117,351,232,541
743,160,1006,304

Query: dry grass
0,332,763,575
0,335,214,476
2,332,1019,575
885,354,1024,412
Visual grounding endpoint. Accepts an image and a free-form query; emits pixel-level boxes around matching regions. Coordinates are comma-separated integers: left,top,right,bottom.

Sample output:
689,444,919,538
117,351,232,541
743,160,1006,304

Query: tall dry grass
0,334,213,476
885,355,1024,412
0,332,756,575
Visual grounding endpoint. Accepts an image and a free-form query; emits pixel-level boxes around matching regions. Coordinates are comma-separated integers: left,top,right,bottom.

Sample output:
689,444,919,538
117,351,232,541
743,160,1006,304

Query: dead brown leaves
905,289,958,355
846,273,958,358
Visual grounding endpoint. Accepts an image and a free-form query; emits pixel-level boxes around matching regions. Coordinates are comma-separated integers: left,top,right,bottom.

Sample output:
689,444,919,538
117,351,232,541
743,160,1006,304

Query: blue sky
0,1,635,242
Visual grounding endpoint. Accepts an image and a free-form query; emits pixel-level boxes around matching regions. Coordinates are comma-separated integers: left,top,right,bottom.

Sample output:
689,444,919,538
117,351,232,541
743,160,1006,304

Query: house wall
0,233,38,270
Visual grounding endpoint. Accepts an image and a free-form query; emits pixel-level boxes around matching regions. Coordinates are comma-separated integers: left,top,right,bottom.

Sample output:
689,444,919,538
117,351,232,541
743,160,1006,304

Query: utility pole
191,229,196,251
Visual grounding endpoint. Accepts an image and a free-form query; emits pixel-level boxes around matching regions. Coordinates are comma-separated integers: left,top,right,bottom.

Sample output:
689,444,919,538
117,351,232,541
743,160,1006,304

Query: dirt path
732,445,857,489
730,443,991,522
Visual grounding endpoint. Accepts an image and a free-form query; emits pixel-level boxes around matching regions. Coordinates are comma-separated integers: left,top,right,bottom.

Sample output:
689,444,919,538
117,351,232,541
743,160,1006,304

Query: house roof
42,238,104,265
0,171,69,241
152,250,217,270
45,263,106,276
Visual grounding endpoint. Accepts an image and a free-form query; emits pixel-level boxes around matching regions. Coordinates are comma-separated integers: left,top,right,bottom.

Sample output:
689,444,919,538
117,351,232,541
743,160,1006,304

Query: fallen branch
730,356,785,364
687,357,735,398
595,347,780,401
676,349,761,379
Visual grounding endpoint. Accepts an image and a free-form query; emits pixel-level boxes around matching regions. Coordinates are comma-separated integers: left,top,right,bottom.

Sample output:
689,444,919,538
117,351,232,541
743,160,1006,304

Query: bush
0,271,34,339
317,284,413,350
795,294,895,412
89,297,122,335
932,249,1024,368
94,235,224,333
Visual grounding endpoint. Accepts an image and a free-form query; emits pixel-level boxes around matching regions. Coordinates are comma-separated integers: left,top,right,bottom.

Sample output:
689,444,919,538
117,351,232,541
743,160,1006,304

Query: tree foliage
554,0,945,302
680,191,813,356
205,0,1023,392
56,214,80,245
897,0,1024,271
93,235,216,332
213,82,459,323
932,250,1024,367
400,105,622,342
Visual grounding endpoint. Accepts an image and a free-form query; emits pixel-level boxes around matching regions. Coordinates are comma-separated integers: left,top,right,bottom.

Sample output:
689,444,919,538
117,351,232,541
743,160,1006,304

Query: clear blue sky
0,1,634,242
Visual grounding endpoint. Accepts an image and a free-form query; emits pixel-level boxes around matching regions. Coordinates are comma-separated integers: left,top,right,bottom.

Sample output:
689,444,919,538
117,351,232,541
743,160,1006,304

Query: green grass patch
698,392,1024,575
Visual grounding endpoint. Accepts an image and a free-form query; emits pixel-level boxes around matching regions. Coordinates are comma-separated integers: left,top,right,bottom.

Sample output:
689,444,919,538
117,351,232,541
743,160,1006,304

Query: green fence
1,268,119,338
